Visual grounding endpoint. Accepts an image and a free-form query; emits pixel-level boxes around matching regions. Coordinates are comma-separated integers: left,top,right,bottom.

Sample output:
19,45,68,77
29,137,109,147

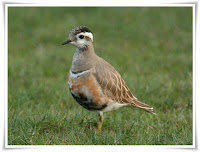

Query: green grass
8,7,193,145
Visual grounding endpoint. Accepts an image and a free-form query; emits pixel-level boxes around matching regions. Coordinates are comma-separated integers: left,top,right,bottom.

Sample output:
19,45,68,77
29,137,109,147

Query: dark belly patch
70,90,107,111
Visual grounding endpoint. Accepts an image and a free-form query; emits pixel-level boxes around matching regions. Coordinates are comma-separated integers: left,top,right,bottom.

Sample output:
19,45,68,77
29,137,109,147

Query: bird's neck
71,44,98,73
75,44,95,54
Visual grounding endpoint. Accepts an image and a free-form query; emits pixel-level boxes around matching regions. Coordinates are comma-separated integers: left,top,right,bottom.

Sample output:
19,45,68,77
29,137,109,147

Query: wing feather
93,59,155,114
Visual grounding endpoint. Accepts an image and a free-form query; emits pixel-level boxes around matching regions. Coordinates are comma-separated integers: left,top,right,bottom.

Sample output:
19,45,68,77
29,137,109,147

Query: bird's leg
97,111,104,135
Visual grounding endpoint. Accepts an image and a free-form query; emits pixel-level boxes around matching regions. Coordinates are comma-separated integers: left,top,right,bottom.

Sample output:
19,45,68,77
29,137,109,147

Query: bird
62,26,155,134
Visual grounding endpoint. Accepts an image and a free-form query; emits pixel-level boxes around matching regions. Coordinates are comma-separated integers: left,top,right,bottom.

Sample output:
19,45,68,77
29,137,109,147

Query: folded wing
94,62,155,114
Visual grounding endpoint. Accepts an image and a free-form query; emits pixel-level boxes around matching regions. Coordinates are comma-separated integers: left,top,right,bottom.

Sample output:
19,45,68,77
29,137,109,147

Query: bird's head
62,26,93,49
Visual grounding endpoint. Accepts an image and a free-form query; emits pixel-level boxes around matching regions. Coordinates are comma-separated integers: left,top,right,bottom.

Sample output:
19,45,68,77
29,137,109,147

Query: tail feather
131,99,156,115
143,108,156,115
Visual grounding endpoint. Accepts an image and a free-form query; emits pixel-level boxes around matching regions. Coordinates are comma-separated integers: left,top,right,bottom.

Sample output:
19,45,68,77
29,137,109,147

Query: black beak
62,39,72,45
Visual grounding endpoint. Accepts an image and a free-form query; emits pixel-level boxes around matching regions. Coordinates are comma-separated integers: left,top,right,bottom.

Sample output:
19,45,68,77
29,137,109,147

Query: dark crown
69,26,92,37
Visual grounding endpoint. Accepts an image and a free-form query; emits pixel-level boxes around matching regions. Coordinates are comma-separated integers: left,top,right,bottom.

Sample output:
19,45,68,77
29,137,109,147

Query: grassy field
8,7,193,145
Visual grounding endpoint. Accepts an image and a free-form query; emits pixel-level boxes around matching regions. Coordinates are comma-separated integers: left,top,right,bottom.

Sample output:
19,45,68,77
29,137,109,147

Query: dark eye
79,35,84,39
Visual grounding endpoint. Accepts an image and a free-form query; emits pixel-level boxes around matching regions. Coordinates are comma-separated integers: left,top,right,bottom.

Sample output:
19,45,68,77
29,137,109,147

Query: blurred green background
8,7,193,145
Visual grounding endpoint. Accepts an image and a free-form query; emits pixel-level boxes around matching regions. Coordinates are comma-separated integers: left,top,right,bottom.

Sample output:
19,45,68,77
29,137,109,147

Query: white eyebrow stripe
78,32,93,42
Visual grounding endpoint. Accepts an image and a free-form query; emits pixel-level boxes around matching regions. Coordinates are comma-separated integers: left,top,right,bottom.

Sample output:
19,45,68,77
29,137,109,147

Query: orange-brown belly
68,71,108,111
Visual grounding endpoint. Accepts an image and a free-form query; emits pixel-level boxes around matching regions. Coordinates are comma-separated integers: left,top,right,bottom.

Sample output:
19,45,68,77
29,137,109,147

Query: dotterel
62,26,155,134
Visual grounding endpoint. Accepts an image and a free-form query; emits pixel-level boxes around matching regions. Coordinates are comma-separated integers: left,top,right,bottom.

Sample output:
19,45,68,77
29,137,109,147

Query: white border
5,3,195,7
4,3,8,149
192,4,196,150
3,2,196,152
